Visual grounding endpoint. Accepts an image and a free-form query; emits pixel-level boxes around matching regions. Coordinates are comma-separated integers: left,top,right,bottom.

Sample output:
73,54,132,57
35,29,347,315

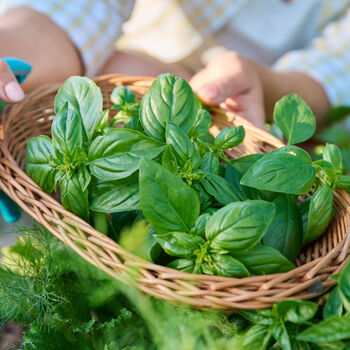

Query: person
0,0,349,130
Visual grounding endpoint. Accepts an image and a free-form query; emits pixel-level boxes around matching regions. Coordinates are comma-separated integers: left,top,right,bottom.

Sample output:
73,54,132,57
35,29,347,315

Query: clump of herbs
26,74,350,279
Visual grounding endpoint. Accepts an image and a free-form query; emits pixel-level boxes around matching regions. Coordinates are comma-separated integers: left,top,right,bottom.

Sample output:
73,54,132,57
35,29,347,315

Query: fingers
0,59,25,103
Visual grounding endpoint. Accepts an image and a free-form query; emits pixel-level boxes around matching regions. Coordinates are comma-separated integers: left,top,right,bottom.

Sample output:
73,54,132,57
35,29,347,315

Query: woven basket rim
0,74,349,311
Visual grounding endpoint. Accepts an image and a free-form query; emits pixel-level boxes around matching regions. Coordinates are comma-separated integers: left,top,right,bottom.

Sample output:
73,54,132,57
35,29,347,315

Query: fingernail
4,81,25,102
198,86,218,101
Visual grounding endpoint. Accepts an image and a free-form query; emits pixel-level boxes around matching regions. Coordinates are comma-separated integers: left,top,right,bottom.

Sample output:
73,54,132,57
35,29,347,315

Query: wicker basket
0,75,349,311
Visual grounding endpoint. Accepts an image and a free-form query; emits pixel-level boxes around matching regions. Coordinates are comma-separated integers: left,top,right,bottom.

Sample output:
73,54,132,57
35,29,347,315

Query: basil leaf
51,102,83,157
241,146,316,195
201,254,249,277
263,194,303,262
54,76,103,140
274,94,316,145
231,325,272,350
323,143,342,172
337,175,350,193
168,259,195,273
239,309,274,326
110,86,136,109
297,315,350,343
200,152,221,175
88,129,165,180
59,173,89,220
192,183,213,211
339,260,350,313
313,159,339,177
303,185,334,245
162,145,178,173
230,154,264,174
206,200,275,252
232,245,295,275
274,299,318,324
26,136,57,193
298,197,311,235
77,167,91,192
90,179,140,213
270,321,291,350
323,287,343,319
166,122,200,169
214,126,245,149
225,163,263,200
202,173,246,205
191,213,212,236
140,73,197,141
189,109,212,137
154,232,204,258
139,159,200,234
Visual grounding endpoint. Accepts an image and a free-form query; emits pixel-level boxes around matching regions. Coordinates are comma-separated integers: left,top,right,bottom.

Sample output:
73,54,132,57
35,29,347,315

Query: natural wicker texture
0,75,349,311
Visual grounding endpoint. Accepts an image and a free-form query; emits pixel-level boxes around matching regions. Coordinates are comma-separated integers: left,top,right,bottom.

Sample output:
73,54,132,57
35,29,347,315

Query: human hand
0,59,25,103
190,52,267,129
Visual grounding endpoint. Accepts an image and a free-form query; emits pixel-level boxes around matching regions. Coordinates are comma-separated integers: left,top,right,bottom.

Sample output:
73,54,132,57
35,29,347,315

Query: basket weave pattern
0,75,349,310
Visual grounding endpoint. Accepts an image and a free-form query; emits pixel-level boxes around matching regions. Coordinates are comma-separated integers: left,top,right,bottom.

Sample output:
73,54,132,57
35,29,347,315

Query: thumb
195,76,243,106
0,59,25,103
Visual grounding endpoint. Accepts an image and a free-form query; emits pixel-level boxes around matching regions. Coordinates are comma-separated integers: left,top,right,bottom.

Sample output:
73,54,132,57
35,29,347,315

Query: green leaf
214,126,245,149
323,287,343,319
231,325,272,350
298,197,311,235
88,129,165,181
202,173,246,204
90,179,140,213
232,245,295,275
225,162,263,200
191,213,212,236
26,136,57,192
262,194,303,262
201,254,249,277
54,76,103,140
273,94,316,145
339,260,350,313
241,146,316,195
239,309,274,326
297,315,350,342
313,159,339,177
140,73,198,141
168,259,195,273
162,145,178,173
189,109,212,137
274,299,318,323
230,153,264,174
165,122,200,169
59,173,89,220
139,159,200,234
337,175,350,193
323,143,343,172
303,185,334,245
200,152,221,175
271,321,291,350
77,167,91,192
206,200,275,252
51,102,83,156
110,86,136,109
154,232,204,258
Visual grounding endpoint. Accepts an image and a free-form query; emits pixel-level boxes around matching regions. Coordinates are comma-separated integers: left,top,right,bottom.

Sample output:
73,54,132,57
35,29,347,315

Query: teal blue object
0,57,32,223
3,57,32,83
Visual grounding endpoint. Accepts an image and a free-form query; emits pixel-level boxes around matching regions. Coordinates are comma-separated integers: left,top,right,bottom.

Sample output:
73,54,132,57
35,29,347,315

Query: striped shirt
3,0,350,106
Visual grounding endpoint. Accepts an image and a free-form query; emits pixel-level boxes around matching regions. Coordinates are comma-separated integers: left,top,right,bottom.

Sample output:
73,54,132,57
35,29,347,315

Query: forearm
0,7,83,92
259,65,330,127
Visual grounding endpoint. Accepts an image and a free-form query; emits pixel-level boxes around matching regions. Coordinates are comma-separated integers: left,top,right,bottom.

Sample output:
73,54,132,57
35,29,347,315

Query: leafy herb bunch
26,74,350,278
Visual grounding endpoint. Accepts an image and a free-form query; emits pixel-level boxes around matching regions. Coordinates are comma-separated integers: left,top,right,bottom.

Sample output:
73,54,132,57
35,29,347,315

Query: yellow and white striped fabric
4,0,350,105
